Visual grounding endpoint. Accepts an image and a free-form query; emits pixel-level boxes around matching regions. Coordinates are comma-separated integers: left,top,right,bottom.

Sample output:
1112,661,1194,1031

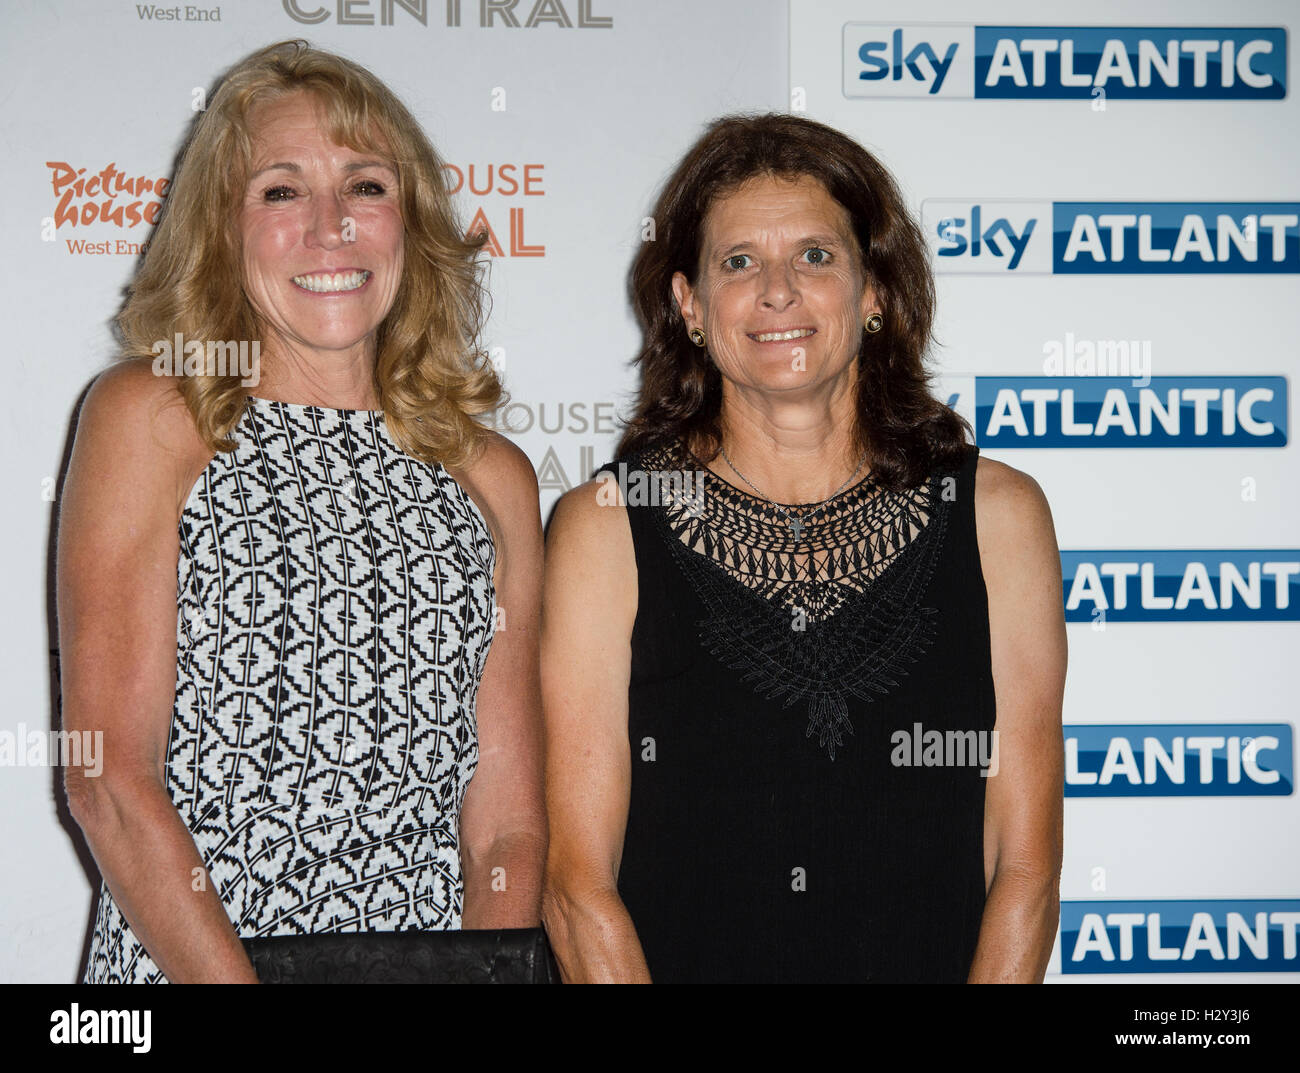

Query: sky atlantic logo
1061,900,1300,974
843,25,1286,99
978,377,1286,447
940,376,1287,448
923,201,1300,274
1064,724,1293,797
282,0,612,28
1061,552,1300,622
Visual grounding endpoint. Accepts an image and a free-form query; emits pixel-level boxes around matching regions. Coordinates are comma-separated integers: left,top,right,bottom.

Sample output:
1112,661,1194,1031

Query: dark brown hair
618,112,971,490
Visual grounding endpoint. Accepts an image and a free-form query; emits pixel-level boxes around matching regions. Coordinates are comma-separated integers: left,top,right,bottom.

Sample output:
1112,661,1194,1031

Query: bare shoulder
973,455,1061,605
973,456,1056,547
447,429,542,559
81,358,198,440
547,466,631,551
460,428,539,501
544,470,636,635
546,469,634,584
73,358,213,514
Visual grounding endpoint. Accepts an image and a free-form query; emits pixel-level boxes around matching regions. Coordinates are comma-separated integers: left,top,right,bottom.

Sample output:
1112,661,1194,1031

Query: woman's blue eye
725,254,751,271
803,247,831,265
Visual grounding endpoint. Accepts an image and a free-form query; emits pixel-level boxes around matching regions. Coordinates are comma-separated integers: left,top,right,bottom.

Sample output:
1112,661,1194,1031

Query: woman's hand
539,475,652,982
967,456,1067,983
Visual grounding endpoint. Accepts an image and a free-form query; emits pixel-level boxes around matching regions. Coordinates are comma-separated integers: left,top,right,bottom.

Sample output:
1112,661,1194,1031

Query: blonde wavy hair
117,39,500,467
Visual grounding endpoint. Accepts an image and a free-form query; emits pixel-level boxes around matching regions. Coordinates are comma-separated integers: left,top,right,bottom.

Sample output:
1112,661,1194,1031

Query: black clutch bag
242,928,560,984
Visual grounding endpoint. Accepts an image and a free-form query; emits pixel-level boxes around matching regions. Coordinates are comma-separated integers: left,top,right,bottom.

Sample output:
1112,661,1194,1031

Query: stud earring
689,328,707,347
864,313,883,334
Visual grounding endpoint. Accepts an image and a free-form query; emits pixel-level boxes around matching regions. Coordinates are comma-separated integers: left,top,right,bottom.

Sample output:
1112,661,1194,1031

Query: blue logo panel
974,27,1287,99
1062,550,1300,622
1061,900,1300,973
975,377,1288,447
1064,723,1293,797
1053,203,1300,273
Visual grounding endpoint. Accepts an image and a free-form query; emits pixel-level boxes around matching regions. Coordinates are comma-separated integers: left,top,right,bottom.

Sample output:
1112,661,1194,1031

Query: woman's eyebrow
343,160,396,174
713,234,845,257
246,159,396,182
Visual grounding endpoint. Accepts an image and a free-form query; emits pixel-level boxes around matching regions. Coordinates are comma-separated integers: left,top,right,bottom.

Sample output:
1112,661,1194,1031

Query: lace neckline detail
624,437,955,760
681,443,879,511
635,438,936,625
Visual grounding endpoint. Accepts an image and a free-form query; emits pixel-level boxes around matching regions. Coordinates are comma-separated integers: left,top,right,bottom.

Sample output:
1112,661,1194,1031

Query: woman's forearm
461,831,546,928
966,868,1060,983
542,882,652,983
69,777,259,983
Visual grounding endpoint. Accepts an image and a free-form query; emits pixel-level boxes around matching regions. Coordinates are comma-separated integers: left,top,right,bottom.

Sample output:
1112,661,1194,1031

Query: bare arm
540,477,650,983
59,360,259,983
966,457,1067,984
453,434,547,928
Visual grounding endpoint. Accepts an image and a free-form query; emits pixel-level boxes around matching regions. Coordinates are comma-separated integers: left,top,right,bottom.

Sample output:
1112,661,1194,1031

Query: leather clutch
242,927,560,984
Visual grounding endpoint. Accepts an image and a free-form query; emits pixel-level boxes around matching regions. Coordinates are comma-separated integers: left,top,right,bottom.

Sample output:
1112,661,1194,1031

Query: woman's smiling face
239,90,405,368
672,172,877,398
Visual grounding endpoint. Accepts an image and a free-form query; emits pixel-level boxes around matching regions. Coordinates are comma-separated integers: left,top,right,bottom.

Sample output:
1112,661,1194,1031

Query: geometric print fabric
85,397,495,982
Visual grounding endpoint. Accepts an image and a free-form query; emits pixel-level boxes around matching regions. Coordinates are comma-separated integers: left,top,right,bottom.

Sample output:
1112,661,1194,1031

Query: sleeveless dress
84,397,496,983
607,438,995,983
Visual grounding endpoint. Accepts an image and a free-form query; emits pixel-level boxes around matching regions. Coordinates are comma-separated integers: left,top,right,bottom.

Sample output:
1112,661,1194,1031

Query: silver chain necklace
718,443,868,543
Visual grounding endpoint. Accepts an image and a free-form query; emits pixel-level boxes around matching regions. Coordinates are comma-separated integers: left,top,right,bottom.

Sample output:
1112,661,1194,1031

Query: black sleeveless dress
604,438,995,983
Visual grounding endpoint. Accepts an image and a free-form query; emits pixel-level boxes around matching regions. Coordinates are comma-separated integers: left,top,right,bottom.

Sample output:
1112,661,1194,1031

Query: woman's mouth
291,269,372,294
748,327,816,343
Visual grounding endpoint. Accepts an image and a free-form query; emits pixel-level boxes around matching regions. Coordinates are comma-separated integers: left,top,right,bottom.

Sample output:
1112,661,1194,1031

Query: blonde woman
59,40,546,983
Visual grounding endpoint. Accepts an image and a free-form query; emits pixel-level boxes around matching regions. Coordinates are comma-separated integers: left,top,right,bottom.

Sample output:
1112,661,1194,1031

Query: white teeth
753,328,815,342
292,270,370,293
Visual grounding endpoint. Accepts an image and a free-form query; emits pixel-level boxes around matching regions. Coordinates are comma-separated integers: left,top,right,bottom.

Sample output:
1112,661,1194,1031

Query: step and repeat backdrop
1,0,1294,982
1,0,786,983
791,0,1298,981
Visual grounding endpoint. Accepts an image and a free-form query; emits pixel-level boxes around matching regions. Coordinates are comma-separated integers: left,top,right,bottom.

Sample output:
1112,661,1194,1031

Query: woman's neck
705,381,866,505
252,339,379,410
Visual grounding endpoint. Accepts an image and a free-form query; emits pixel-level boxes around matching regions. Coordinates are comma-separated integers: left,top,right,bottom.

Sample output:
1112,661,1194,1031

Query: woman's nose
305,190,347,249
758,263,799,310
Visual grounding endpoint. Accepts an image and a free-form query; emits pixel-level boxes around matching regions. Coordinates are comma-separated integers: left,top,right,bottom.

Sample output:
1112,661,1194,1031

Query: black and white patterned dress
84,397,496,983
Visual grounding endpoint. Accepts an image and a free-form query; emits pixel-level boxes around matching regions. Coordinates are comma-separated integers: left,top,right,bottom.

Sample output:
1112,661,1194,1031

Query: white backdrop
1,0,1294,982
1,0,786,983
792,0,1298,981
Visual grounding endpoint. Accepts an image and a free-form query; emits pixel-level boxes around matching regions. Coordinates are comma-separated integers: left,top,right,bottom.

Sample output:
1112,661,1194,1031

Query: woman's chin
724,364,848,395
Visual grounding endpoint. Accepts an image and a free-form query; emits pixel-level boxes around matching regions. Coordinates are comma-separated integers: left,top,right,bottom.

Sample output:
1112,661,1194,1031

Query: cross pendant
788,515,804,540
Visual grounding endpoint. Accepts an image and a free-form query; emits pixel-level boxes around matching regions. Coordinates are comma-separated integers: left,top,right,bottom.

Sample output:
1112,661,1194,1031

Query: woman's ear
671,271,698,330
859,280,880,325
